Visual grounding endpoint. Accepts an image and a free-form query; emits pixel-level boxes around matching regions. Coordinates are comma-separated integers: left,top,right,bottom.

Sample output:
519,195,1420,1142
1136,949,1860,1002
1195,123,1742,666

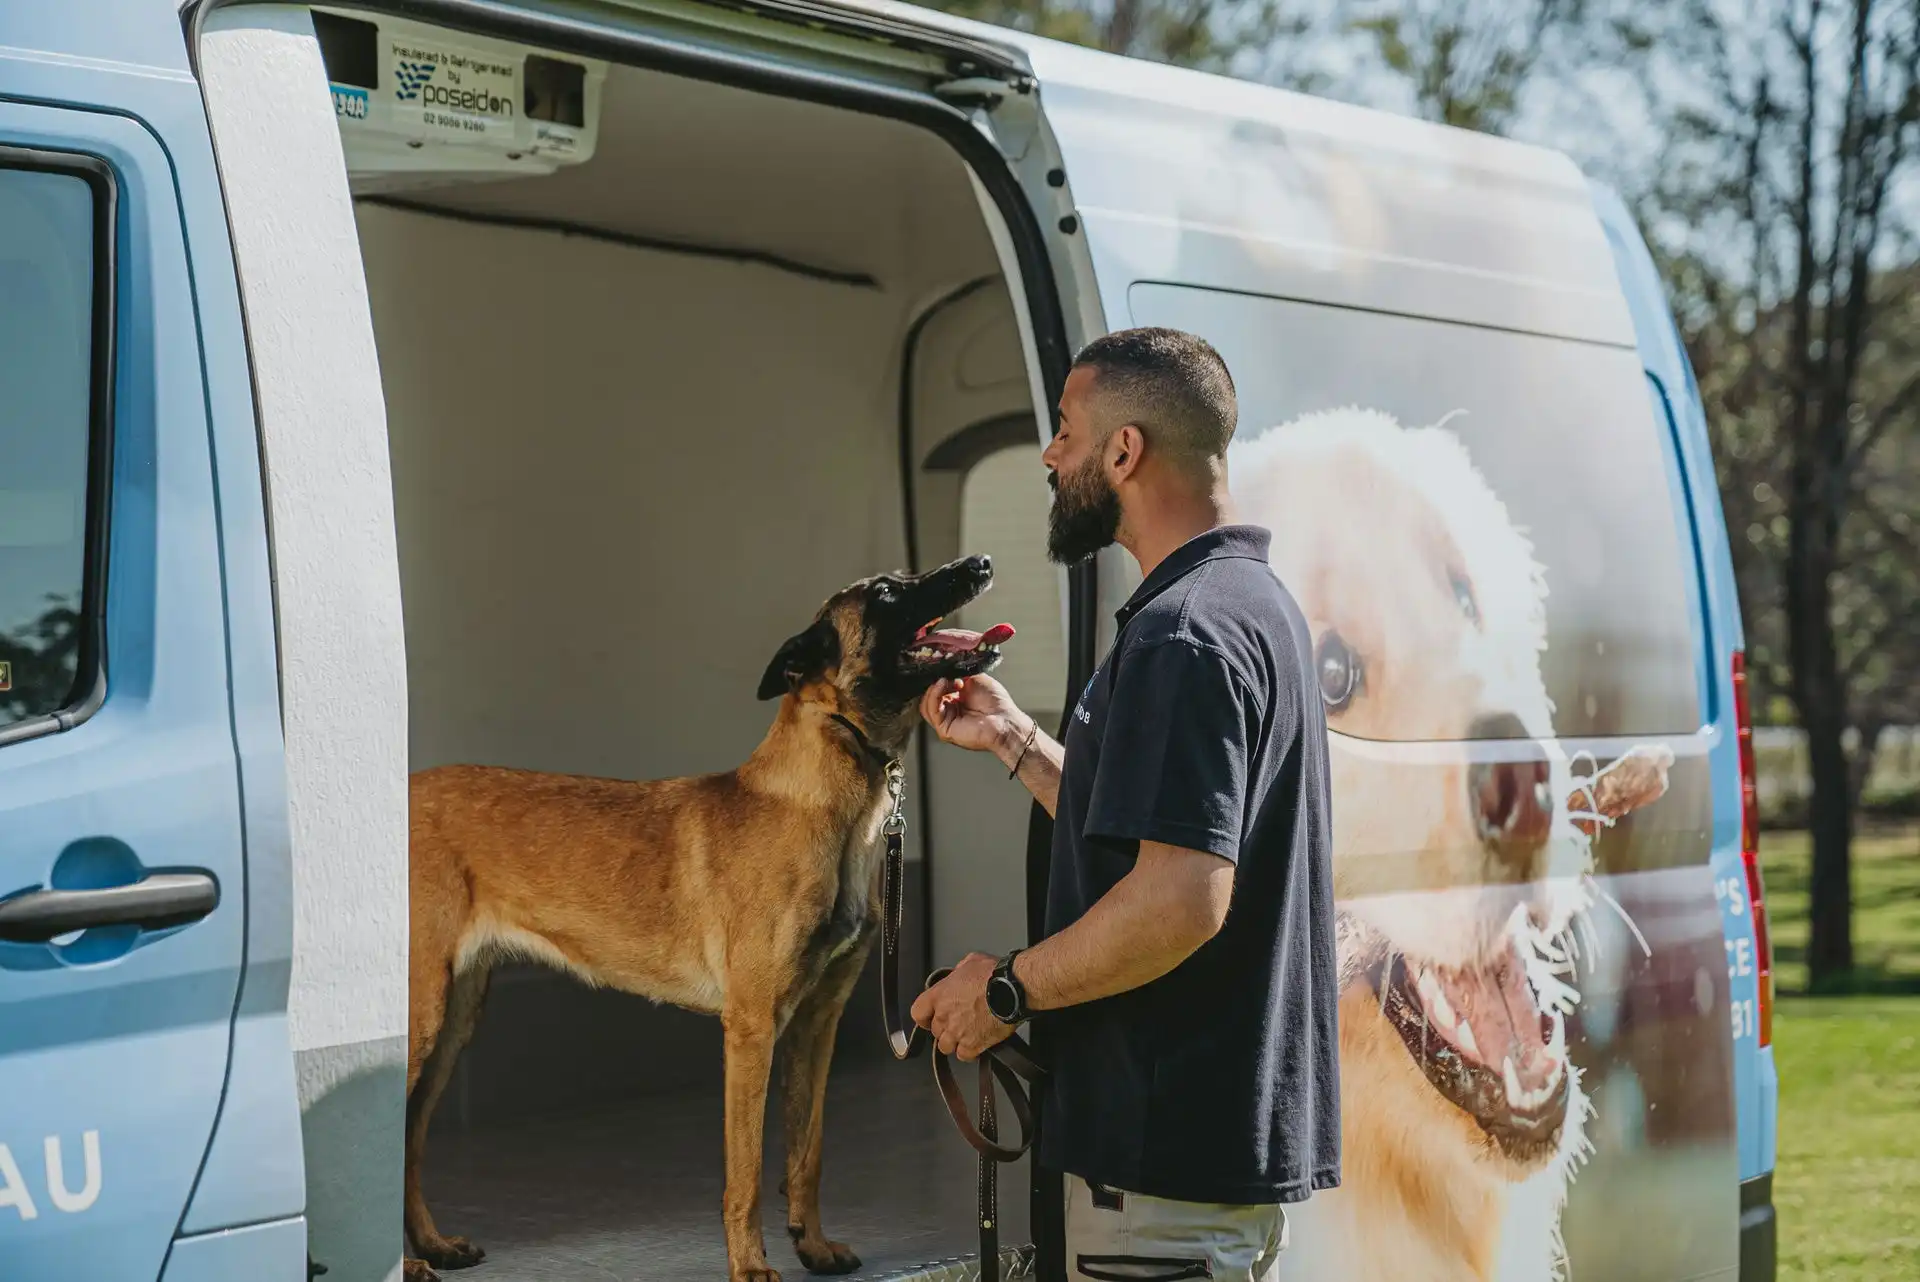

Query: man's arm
1014,840,1232,1009
990,710,1064,819
911,839,1231,1060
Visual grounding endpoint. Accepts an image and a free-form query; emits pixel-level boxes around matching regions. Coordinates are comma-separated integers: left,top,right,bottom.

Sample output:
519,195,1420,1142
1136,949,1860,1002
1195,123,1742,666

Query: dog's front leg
780,936,871,1275
723,1002,781,1282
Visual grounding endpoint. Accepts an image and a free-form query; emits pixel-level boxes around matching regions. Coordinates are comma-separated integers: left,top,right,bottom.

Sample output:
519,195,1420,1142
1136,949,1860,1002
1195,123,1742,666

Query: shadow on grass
1773,959,1920,997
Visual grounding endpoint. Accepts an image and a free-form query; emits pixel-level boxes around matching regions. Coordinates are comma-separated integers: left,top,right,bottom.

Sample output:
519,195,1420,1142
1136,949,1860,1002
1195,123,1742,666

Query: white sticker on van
0,1132,100,1221
388,38,517,139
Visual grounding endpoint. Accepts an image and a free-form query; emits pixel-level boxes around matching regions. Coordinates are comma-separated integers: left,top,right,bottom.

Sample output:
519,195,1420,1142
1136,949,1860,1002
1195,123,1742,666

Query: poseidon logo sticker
389,41,517,136
393,60,438,102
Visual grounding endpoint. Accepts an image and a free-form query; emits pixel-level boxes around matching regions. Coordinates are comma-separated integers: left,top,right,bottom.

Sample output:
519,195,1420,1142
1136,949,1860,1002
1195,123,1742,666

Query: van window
956,444,1067,716
1131,282,1700,740
0,163,102,734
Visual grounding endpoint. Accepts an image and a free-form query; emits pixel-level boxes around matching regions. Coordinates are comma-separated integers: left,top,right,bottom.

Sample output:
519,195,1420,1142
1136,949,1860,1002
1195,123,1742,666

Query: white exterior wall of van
198,9,410,1280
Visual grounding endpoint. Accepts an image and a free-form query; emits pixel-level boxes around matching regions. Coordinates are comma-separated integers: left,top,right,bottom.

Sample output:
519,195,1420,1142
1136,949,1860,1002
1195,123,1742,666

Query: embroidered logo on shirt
1072,672,1098,725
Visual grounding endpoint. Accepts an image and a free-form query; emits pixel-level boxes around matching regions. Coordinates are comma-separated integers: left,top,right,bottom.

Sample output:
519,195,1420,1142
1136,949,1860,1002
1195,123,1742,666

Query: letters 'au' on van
0,3,1775,1281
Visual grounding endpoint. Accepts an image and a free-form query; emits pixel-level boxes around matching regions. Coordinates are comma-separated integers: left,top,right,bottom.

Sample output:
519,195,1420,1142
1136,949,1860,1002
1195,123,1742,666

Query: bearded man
913,328,1341,1282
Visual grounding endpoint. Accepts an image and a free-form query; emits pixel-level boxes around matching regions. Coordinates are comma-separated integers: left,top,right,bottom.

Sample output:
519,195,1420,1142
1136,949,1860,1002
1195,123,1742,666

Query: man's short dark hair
1072,327,1238,470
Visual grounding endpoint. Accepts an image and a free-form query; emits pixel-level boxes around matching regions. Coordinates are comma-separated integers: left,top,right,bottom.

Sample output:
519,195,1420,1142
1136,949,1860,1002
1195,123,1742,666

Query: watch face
986,975,1019,1021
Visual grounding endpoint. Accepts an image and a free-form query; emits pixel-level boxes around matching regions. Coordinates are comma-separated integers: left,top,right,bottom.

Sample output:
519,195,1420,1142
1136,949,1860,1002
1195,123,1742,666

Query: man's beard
1047,454,1122,565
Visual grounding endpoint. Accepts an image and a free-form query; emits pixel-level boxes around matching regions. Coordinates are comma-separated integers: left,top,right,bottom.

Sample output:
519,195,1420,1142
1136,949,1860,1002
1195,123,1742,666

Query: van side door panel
0,86,250,1282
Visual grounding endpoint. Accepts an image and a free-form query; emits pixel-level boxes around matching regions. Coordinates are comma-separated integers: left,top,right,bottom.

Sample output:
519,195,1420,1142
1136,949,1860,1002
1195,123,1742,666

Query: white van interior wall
362,201,910,784
353,63,1055,1125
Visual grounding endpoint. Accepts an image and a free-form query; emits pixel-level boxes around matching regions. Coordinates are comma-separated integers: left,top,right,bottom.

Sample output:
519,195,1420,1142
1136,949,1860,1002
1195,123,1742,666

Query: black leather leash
878,760,1046,1282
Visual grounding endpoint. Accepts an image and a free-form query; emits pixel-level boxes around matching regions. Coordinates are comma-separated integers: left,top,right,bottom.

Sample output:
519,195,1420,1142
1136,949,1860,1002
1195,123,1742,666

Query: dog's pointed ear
757,619,839,701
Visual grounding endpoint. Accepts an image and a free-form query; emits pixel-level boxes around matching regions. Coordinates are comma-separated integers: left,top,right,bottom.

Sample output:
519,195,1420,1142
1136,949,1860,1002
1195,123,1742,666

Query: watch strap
991,948,1029,1024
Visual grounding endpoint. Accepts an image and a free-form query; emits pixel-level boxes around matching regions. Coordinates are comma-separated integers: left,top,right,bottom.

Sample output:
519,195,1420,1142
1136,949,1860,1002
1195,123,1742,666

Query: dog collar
828,712,897,775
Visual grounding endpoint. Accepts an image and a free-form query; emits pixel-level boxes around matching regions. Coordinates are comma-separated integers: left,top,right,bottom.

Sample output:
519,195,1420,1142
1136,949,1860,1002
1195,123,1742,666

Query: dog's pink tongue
920,623,1016,654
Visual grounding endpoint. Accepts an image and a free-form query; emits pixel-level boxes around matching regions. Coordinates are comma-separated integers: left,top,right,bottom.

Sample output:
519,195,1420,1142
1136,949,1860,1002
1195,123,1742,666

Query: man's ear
757,619,839,701
1108,423,1145,483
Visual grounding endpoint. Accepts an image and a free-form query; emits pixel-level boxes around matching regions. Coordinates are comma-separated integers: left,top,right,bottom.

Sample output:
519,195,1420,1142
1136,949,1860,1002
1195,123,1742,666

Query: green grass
1773,999,1920,1280
1764,823,1920,1280
1762,824,1920,995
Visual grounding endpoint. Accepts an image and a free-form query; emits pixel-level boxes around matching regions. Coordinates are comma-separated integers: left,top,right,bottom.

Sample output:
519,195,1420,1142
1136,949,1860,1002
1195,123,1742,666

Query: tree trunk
1103,0,1141,55
1804,704,1854,987
1849,719,1885,811
1787,502,1855,988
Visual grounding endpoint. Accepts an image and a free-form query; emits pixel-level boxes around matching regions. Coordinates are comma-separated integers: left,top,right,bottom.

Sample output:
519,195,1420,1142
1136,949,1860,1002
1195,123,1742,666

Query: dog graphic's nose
1467,714,1552,877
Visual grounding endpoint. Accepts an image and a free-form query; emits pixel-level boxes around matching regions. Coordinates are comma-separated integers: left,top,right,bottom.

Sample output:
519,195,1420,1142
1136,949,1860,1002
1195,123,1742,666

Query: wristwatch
985,949,1030,1025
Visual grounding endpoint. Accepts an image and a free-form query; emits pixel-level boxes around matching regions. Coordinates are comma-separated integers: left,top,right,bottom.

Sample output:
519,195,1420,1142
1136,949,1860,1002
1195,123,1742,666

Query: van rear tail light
1732,650,1773,1046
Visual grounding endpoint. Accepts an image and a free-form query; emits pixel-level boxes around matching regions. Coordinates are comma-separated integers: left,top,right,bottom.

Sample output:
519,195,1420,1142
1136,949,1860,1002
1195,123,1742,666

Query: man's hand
920,673,1064,818
910,952,1017,1062
920,675,1029,759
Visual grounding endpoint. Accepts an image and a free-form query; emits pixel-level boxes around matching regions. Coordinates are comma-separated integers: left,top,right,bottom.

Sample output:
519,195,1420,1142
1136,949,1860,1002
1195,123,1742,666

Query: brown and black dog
402,555,1013,1282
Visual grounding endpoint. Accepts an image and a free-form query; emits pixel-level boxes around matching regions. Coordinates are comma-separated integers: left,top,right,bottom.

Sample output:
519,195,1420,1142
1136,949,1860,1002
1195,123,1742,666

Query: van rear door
0,44,251,1282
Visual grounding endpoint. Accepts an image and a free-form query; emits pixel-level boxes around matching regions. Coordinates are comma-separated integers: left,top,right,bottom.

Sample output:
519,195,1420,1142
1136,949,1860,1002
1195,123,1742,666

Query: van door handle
0,872,220,943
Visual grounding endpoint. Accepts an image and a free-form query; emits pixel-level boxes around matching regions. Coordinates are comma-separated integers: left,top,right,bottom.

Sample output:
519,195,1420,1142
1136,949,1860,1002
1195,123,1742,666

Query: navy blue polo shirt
1037,525,1340,1205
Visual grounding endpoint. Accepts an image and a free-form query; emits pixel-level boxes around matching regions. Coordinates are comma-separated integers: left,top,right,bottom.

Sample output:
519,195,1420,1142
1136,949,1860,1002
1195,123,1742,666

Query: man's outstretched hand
920,674,1030,760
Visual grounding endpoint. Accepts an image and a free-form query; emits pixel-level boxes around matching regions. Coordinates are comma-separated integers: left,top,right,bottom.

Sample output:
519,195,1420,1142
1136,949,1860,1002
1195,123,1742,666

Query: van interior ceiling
332,25,1068,1281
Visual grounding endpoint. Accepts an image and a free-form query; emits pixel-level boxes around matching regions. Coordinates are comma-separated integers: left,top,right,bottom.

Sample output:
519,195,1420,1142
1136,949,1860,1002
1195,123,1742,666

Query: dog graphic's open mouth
1373,933,1570,1162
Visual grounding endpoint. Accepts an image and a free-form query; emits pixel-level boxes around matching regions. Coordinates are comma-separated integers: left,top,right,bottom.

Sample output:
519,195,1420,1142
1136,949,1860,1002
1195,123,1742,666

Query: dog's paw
791,1232,861,1275
732,1267,783,1282
417,1236,486,1271
402,1260,442,1282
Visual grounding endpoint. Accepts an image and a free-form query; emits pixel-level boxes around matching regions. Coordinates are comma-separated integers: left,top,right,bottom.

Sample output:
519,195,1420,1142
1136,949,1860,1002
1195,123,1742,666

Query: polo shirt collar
1114,524,1273,627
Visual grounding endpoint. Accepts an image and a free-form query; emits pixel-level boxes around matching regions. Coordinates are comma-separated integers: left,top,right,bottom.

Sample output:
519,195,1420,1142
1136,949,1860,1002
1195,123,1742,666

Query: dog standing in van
1229,408,1673,1282
402,556,1015,1282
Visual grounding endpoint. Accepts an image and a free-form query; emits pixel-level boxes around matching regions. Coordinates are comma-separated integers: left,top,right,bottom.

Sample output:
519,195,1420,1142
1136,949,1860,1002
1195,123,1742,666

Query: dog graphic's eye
873,582,898,604
1316,631,1361,713
1449,567,1479,624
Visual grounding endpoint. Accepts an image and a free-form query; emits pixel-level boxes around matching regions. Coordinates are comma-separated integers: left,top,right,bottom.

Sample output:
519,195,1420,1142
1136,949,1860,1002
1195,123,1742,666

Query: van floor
422,1054,1032,1281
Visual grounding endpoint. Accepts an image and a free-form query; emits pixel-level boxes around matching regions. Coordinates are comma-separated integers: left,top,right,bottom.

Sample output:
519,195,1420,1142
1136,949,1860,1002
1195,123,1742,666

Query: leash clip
883,760,907,836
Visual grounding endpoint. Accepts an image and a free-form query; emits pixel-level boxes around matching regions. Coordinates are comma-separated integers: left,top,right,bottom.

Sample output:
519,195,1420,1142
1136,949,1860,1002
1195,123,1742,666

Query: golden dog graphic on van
1229,407,1673,1282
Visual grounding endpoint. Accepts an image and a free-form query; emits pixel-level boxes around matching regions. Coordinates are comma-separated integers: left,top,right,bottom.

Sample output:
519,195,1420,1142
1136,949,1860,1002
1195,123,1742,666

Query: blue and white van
0,2,1774,1279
